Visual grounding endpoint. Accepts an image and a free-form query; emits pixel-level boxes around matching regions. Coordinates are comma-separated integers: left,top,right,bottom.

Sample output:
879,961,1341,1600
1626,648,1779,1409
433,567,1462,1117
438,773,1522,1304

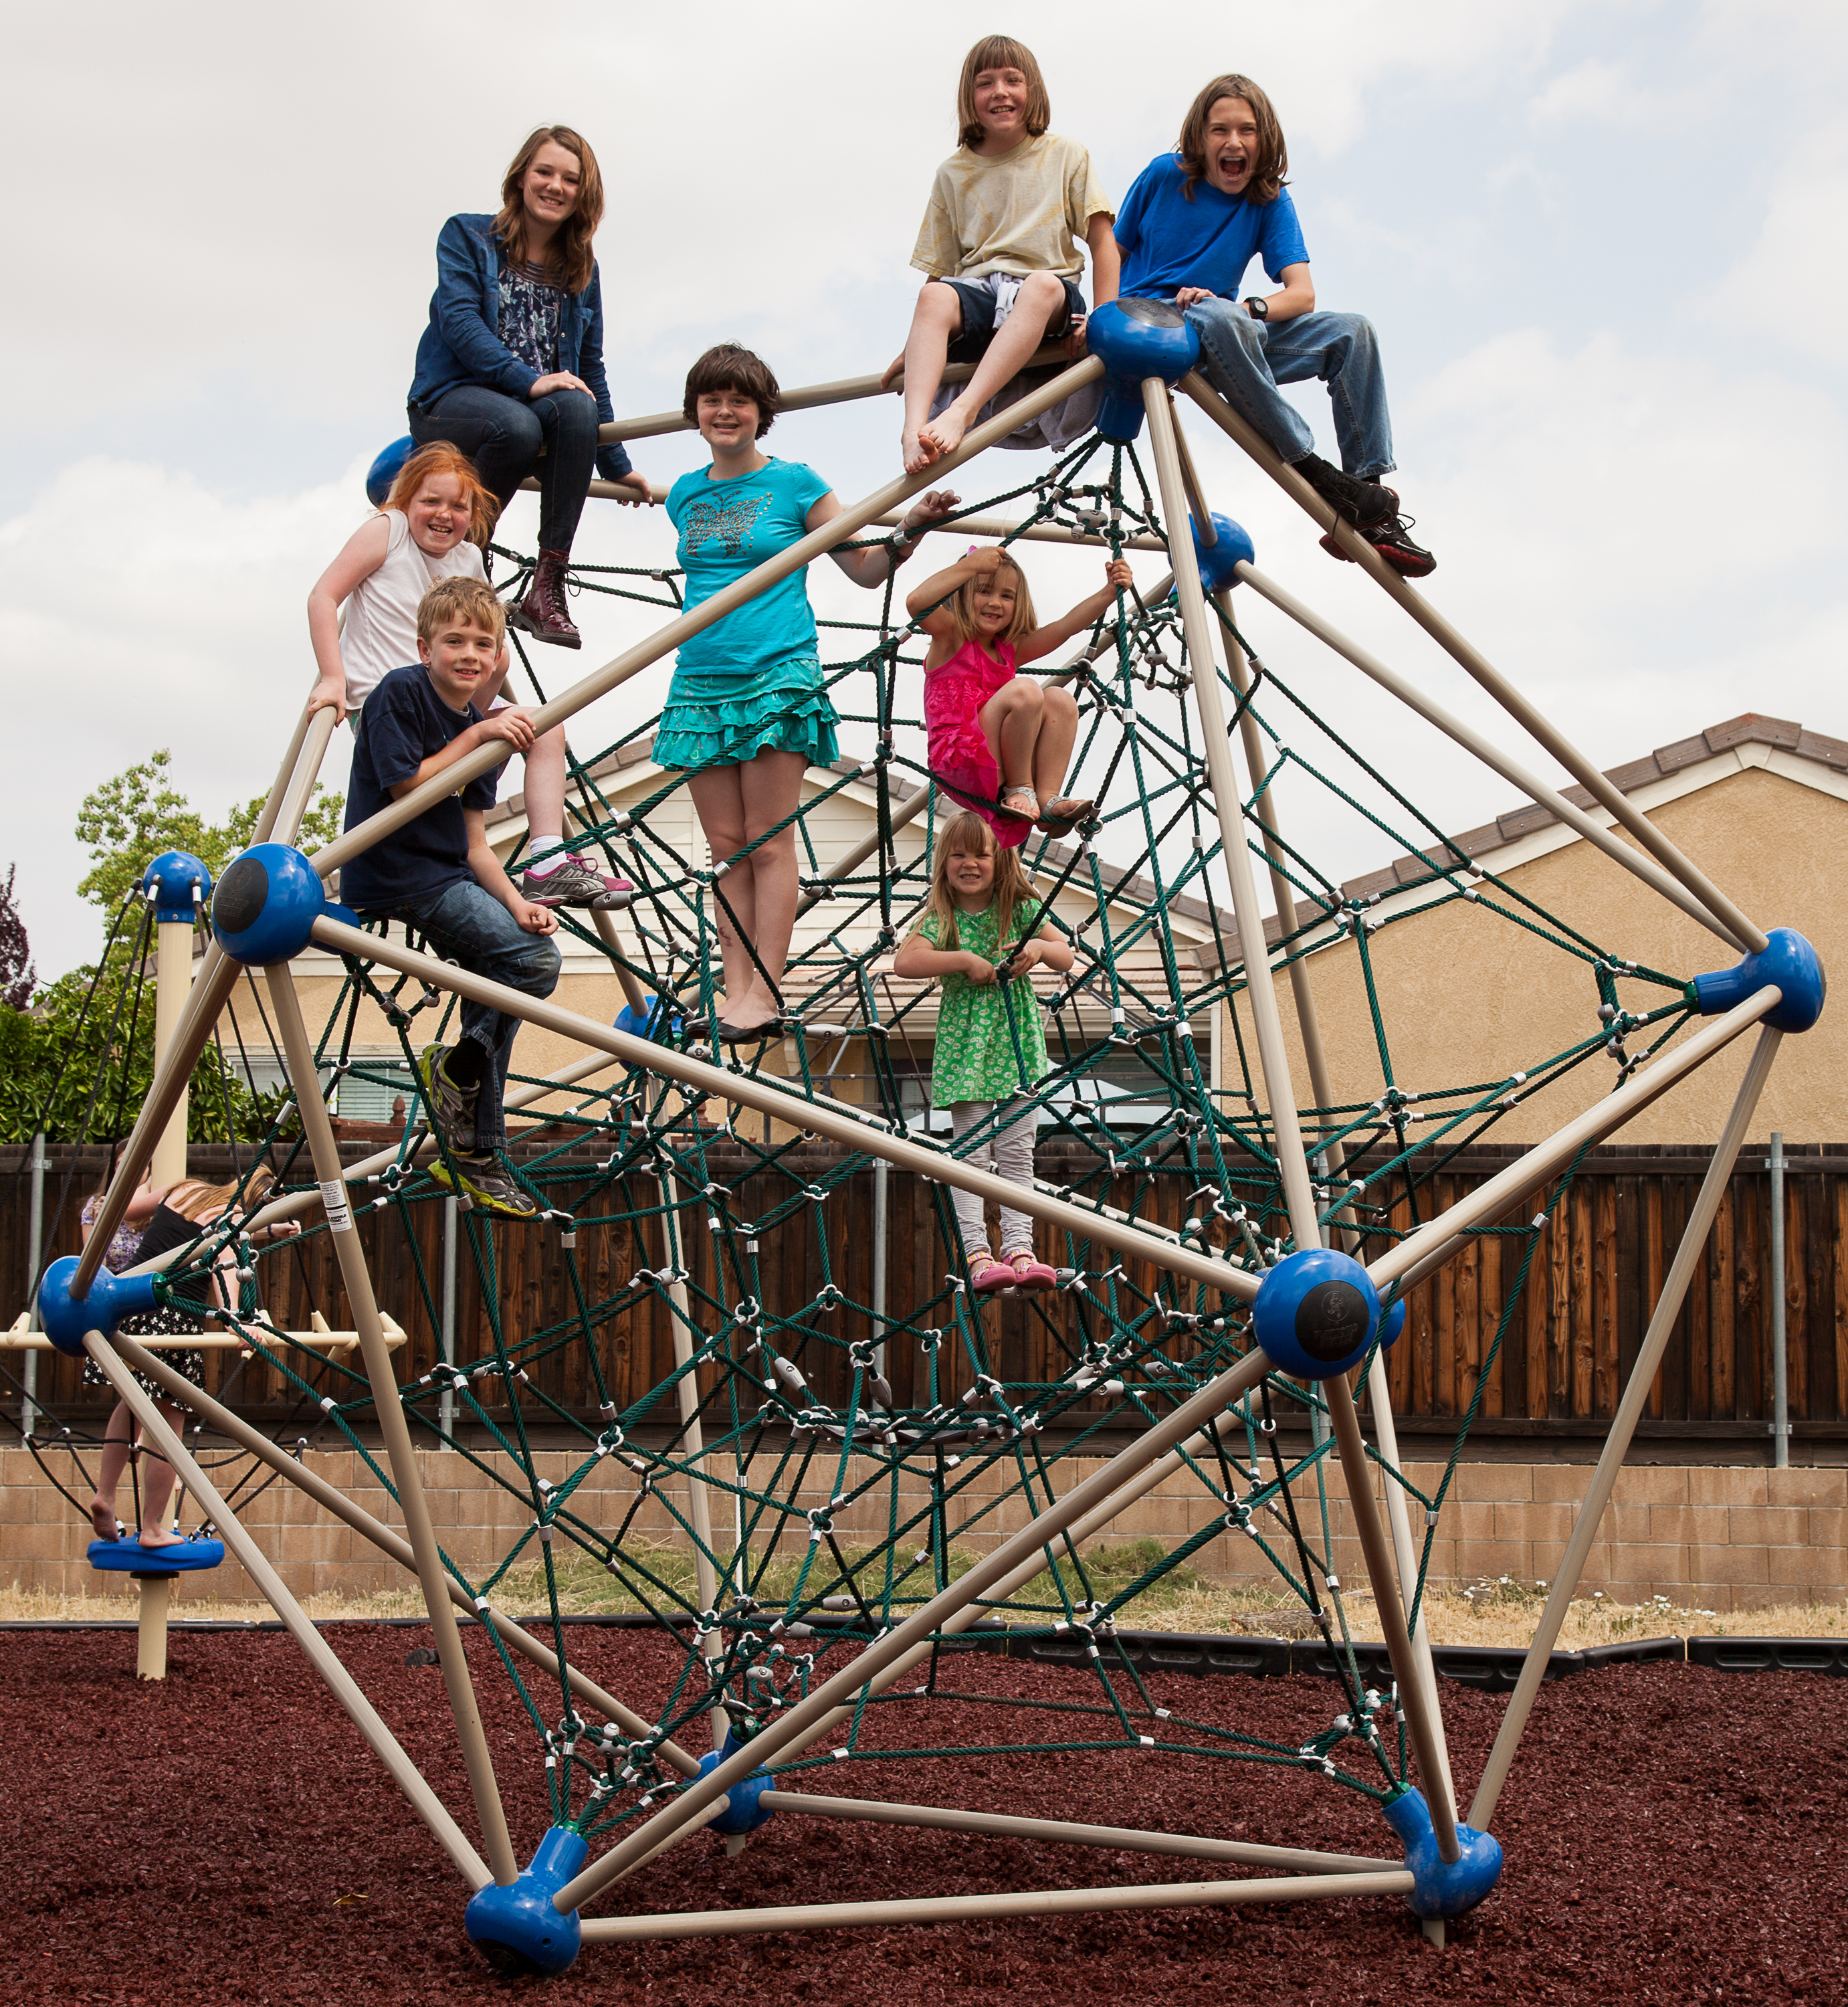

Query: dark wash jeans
378,877,560,1151
409,382,599,554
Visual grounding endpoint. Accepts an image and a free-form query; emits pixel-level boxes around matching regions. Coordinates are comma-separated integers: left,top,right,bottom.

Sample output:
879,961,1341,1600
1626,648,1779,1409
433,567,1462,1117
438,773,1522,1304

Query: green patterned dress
918,902,1049,1105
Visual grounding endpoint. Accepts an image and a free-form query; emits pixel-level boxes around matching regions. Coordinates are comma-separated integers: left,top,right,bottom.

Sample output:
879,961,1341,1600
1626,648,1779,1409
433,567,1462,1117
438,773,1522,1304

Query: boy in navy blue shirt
1116,74,1435,577
340,576,561,1218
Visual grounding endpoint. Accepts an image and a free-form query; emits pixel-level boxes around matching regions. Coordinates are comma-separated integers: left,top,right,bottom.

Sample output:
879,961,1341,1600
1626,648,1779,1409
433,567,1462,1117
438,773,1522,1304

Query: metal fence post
22,1129,45,1436
439,1194,457,1445
1770,1131,1788,1469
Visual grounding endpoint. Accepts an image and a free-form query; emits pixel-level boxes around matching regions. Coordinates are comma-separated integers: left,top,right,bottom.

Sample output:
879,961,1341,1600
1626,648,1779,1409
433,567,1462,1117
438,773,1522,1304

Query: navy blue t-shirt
340,664,500,911
1115,153,1309,302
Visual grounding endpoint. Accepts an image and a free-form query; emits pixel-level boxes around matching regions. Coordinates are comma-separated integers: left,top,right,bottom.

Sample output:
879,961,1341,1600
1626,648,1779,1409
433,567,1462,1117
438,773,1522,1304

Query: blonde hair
1178,74,1289,205
416,576,506,646
169,1168,276,1223
956,35,1051,149
923,811,1035,952
492,125,604,294
946,551,1037,653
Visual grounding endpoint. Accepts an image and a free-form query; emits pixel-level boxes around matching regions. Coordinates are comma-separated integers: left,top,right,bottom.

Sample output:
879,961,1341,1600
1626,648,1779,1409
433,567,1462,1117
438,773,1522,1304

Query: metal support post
264,963,519,1886
439,1195,457,1445
1771,1131,1788,1468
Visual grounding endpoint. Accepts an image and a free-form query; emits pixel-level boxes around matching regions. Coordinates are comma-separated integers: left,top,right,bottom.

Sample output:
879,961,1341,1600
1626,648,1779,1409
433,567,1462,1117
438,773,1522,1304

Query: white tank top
338,510,487,705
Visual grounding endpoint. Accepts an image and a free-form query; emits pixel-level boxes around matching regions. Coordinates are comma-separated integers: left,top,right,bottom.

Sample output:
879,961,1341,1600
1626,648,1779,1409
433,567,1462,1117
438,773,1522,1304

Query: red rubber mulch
5,1624,1843,2005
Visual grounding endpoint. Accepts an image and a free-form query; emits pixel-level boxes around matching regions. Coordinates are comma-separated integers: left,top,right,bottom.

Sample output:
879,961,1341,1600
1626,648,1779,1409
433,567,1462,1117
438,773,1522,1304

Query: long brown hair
945,550,1038,654
169,1167,276,1222
492,125,604,294
956,35,1051,149
923,811,1035,952
385,444,495,549
1178,74,1289,204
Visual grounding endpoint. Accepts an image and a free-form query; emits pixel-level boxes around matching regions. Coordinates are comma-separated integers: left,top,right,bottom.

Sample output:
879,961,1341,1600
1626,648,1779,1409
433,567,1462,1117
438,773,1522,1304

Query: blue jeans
1185,300,1395,478
409,382,599,553
381,878,561,1151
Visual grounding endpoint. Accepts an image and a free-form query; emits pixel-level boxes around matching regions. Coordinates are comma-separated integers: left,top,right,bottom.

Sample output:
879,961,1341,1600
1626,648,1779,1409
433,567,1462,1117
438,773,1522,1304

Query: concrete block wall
5,1446,1844,1616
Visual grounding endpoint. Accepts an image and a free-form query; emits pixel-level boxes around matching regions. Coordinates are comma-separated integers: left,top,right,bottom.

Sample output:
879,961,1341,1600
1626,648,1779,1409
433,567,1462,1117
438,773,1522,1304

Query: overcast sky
3,0,1842,978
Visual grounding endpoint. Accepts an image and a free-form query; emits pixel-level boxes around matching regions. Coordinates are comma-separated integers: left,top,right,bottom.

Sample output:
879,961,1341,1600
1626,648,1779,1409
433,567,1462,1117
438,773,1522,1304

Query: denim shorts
935,273,1087,365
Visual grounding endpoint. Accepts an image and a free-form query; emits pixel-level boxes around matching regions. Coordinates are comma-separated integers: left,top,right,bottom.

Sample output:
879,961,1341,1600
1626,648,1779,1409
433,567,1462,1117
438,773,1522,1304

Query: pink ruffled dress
924,638,1033,850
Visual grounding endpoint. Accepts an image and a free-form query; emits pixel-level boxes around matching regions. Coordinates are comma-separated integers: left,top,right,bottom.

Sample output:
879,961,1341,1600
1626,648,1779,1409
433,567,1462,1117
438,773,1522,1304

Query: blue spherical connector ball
1190,512,1255,595
1251,1247,1380,1381
1380,1299,1407,1351
614,993,683,1042
1086,300,1203,443
38,1255,158,1358
211,844,328,967
142,850,212,925
365,434,415,509
1692,927,1825,1034
696,1729,776,1835
464,1826,588,1978
1382,1786,1503,1919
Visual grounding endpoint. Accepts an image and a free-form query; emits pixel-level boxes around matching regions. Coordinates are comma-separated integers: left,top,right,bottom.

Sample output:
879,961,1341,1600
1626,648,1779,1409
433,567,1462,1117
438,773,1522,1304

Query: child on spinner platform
306,442,629,911
909,544,1132,844
1114,74,1435,577
894,811,1074,1293
338,576,562,1221
887,35,1119,474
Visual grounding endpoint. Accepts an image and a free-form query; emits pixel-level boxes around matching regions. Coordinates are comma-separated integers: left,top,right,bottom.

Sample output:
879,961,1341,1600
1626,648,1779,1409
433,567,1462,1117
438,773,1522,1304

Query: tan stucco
1233,757,1845,1148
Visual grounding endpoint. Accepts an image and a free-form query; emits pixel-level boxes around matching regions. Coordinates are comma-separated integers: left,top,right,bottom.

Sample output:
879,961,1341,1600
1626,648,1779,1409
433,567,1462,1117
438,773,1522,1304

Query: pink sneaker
1004,1248,1057,1291
968,1252,1016,1294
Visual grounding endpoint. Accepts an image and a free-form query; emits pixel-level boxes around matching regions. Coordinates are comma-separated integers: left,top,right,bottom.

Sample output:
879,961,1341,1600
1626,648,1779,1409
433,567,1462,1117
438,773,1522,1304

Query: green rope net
104,429,1699,1840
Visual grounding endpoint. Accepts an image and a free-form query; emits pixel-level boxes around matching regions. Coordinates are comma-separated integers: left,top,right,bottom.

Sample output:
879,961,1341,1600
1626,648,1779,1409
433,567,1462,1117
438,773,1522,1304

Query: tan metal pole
1215,597,1455,1813
1145,384,1459,1852
1468,1024,1782,1831
149,919,194,1189
1229,561,1741,947
1139,385,1320,1248
112,1331,704,1778
312,359,1105,884
308,915,1263,1306
758,1791,1401,1874
1178,371,1768,957
82,1331,494,1887
1372,986,1782,1292
553,1347,1275,1912
579,1869,1415,1941
264,965,519,1886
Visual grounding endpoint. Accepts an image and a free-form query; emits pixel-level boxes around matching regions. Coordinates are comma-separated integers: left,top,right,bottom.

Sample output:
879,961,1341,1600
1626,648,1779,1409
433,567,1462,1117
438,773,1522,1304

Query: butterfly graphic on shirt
682,493,772,557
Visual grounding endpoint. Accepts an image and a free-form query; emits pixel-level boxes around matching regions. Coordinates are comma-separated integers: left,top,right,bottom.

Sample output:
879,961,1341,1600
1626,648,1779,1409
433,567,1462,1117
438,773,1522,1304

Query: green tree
0,751,342,1145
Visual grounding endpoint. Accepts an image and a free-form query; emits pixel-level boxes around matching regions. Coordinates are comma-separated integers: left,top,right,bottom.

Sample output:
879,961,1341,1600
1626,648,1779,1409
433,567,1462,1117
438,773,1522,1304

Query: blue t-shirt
1114,153,1308,302
668,458,833,674
340,664,501,911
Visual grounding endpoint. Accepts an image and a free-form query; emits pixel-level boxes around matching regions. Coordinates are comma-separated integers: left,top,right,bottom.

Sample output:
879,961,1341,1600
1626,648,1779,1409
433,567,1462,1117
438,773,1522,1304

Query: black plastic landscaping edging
7,1613,1843,1679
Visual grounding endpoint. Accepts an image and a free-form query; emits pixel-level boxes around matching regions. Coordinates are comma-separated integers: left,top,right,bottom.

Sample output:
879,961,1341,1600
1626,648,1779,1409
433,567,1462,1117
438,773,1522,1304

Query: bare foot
902,429,940,475
137,1526,182,1549
90,1498,122,1541
918,407,968,464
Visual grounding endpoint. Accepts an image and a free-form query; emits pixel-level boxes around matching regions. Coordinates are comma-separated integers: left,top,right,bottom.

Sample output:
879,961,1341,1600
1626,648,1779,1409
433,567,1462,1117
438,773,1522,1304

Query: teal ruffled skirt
653,653,839,773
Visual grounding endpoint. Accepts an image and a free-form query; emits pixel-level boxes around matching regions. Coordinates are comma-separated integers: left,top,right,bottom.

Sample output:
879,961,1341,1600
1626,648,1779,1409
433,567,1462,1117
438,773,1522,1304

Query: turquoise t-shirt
668,458,833,673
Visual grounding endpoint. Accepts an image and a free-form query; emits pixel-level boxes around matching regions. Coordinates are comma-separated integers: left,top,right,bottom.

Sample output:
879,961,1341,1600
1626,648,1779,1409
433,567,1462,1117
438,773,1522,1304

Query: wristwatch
1244,295,1269,322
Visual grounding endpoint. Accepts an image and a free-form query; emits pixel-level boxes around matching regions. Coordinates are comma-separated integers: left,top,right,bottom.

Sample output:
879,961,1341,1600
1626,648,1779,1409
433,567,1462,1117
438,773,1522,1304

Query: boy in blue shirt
1116,74,1435,577
340,576,562,1218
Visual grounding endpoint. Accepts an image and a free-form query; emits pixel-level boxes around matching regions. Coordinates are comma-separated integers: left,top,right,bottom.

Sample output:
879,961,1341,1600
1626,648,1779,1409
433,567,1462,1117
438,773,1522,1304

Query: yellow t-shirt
910,132,1114,282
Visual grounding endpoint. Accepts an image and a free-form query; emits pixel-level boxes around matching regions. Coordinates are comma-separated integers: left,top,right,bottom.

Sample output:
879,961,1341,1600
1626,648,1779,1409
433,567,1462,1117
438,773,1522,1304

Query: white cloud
1712,122,1848,363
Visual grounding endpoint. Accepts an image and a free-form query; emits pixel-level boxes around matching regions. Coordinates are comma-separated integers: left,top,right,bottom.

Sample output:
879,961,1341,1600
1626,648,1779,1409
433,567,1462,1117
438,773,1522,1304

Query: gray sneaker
417,1043,479,1157
431,1151,541,1220
520,852,633,910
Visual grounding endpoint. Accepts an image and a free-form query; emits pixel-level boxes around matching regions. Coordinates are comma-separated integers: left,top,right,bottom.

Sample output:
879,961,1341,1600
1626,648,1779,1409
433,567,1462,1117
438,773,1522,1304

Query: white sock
526,833,567,875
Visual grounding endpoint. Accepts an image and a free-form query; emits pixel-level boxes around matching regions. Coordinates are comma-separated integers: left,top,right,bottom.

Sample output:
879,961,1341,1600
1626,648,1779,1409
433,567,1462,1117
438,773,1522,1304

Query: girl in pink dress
908,546,1132,844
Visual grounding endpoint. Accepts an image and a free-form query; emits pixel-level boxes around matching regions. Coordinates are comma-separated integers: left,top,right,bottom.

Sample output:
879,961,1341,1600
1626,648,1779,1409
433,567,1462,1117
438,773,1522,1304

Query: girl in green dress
893,810,1075,1292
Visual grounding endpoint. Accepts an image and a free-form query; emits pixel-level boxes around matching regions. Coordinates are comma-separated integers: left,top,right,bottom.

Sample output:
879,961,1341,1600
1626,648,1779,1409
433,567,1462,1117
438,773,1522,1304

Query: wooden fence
5,1140,1843,1446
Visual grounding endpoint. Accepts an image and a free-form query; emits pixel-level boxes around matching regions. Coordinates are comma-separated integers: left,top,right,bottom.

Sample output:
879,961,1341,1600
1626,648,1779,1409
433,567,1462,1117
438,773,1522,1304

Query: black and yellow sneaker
417,1043,480,1157
429,1151,541,1220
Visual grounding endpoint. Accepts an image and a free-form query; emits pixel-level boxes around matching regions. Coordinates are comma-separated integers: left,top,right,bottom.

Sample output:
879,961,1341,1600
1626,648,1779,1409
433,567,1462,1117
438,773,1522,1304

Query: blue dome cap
1252,1247,1380,1380
38,1256,159,1357
1086,300,1202,443
210,844,332,967
1692,927,1825,1034
464,1826,589,1977
142,850,212,924
365,435,415,508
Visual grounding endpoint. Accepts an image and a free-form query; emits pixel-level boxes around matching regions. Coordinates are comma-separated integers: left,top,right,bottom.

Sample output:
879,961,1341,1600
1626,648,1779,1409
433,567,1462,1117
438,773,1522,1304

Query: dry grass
7,1545,1844,1648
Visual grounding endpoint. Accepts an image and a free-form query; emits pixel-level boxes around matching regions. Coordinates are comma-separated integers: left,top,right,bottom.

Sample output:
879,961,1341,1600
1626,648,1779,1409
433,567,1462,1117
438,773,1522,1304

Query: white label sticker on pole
318,1179,354,1234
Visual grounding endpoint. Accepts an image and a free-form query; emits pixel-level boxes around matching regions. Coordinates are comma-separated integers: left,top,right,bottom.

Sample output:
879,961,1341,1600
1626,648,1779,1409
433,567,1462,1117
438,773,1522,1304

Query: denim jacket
407,213,633,481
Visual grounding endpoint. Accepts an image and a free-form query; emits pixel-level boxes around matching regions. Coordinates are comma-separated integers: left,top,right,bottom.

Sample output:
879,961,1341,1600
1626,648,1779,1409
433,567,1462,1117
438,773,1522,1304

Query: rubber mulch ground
6,1624,1841,2005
